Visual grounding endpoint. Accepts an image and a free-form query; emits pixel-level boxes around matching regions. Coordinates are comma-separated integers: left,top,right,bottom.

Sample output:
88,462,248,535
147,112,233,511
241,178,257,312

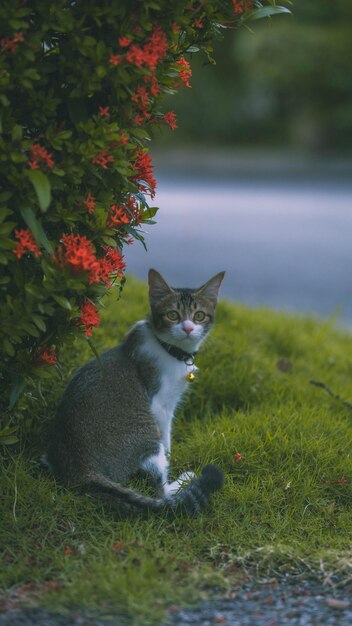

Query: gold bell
186,372,196,382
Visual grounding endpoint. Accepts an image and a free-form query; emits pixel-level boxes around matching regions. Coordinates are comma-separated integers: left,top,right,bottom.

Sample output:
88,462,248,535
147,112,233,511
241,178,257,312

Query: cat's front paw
164,471,197,496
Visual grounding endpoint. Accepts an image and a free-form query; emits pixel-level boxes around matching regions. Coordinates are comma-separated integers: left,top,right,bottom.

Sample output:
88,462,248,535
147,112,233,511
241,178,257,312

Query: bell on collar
186,371,196,382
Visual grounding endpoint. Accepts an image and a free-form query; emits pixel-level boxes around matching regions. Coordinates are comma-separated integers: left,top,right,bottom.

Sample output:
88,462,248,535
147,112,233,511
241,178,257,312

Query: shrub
0,0,289,443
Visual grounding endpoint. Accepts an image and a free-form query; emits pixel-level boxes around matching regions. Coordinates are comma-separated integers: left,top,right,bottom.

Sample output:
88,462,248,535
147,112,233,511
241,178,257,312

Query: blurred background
125,0,352,325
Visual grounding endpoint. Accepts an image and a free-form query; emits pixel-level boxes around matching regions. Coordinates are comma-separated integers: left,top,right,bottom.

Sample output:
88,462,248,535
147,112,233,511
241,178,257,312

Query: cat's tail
83,464,224,516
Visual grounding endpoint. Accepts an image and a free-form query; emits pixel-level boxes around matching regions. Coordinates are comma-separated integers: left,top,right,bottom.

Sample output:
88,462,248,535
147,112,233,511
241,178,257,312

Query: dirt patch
1,579,352,626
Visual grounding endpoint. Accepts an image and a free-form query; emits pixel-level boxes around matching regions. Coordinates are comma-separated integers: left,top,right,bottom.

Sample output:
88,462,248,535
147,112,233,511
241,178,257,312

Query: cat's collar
156,337,197,364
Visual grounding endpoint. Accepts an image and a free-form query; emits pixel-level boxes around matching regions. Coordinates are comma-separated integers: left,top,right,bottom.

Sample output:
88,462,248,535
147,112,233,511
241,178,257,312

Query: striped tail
83,464,224,516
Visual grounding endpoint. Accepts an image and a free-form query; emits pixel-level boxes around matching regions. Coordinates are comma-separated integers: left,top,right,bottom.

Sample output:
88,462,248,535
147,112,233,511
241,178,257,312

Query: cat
45,269,225,516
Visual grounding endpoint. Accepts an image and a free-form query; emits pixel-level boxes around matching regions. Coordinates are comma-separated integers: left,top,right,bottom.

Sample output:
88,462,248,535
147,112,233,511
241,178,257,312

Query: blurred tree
160,1,352,151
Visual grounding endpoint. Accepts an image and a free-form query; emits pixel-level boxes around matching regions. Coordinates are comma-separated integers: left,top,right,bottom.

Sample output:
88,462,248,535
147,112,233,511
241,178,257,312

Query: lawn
1,276,352,623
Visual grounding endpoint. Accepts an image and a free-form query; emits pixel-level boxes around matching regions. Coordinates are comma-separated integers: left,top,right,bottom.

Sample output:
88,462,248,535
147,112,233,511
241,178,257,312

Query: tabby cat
45,269,225,515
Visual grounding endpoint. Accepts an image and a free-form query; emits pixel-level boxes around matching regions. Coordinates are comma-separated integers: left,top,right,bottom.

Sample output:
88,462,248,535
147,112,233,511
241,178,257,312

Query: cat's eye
166,310,180,322
194,311,206,322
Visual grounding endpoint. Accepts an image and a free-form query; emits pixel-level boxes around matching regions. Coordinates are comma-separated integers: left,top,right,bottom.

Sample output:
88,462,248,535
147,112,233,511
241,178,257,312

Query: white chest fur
151,360,188,453
138,323,191,454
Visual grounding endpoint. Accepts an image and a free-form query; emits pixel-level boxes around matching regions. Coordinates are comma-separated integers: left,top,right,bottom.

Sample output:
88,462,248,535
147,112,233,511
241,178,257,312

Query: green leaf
0,435,19,446
32,314,46,332
86,337,106,374
247,6,292,21
0,207,13,223
19,207,53,254
143,206,159,219
52,294,72,310
0,222,16,235
11,124,23,142
25,170,52,212
3,337,15,356
21,321,40,337
101,236,118,247
9,377,25,410
0,192,13,202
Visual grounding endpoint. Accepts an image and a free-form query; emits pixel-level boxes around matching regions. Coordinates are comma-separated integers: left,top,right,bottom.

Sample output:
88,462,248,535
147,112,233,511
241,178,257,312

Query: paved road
125,170,352,325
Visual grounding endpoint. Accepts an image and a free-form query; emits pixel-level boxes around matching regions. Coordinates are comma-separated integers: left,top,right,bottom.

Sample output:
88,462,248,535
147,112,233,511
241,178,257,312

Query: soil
1,578,351,626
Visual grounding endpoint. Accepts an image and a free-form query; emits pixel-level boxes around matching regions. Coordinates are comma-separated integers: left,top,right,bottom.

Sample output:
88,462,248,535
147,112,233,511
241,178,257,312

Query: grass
1,276,352,623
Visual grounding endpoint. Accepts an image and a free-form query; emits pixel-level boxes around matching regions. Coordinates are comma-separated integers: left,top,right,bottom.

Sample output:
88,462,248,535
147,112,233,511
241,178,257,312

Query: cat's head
148,269,225,351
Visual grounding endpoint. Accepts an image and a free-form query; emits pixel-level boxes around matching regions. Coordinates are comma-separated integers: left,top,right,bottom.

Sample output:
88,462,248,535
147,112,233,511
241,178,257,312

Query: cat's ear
148,269,174,302
197,271,225,305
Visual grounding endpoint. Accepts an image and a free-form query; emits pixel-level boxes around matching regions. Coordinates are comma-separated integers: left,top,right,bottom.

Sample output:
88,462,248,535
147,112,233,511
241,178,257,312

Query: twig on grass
309,380,352,411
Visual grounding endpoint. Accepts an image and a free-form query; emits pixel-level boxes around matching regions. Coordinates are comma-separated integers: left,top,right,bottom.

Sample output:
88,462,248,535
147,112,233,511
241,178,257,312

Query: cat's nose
182,322,194,335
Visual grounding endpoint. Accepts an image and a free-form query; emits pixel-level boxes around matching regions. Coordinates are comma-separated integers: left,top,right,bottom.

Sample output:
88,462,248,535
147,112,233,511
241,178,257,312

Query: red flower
234,452,244,462
134,113,145,127
99,105,110,117
126,25,168,71
132,86,149,109
132,86,152,125
118,37,132,48
118,133,129,145
337,477,348,485
83,192,96,214
107,196,141,228
95,246,126,286
176,57,192,88
109,54,121,66
91,148,114,169
12,229,42,259
232,0,244,13
112,541,124,552
126,44,145,68
164,111,177,130
79,299,101,337
143,25,168,70
0,31,24,53
27,143,54,170
33,346,59,367
107,204,131,227
194,19,203,29
55,233,97,278
131,148,156,198
232,0,252,14
145,74,161,97
55,235,125,286
64,546,72,557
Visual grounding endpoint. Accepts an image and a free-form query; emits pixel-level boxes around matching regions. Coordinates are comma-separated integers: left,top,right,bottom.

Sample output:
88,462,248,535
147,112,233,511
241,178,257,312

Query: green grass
2,276,352,622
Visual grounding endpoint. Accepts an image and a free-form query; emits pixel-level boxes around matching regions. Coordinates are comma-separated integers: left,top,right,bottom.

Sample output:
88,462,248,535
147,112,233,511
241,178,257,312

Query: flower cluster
125,25,168,70
163,111,177,130
95,246,126,286
98,106,110,118
82,192,96,214
33,345,59,367
79,299,101,337
109,53,121,66
12,229,42,259
132,86,151,126
232,0,253,14
55,234,125,287
0,31,24,53
107,195,141,228
131,148,157,197
27,143,54,170
176,57,192,88
91,148,114,169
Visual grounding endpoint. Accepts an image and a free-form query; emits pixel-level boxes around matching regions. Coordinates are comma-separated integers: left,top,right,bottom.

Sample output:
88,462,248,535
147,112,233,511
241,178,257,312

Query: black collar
156,337,197,364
